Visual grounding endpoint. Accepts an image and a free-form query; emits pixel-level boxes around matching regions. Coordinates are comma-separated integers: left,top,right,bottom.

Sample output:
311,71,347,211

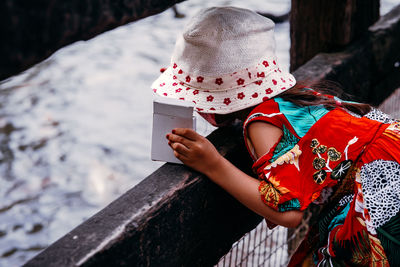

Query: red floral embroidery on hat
193,100,197,104
281,78,286,83
237,78,245,85
263,61,269,67
255,80,263,85
193,90,199,95
163,93,168,96
173,75,177,79
207,95,214,102
237,92,245,99
160,68,166,73
272,79,277,85
257,72,265,78
248,72,252,79
210,107,216,111
186,76,191,83
265,88,273,94
197,76,204,83
215,78,223,85
153,89,157,93
172,82,178,86
173,63,177,68
175,88,182,93
160,83,165,87
178,69,183,74
273,60,276,65
281,87,286,90
224,98,231,105
179,82,184,85
252,93,258,98
179,97,185,100
263,97,269,101
186,87,190,90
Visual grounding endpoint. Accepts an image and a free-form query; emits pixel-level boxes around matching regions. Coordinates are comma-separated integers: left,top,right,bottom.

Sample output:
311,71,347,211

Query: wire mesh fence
216,211,312,267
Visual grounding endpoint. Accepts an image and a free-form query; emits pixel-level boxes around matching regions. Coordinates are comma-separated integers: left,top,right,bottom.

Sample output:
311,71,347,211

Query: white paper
151,97,196,164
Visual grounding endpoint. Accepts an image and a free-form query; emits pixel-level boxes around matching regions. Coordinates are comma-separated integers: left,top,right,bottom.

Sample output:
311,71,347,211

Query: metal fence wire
216,211,312,267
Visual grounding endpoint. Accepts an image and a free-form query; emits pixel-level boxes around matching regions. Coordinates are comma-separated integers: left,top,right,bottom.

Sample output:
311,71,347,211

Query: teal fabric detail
270,125,299,163
274,97,329,138
278,198,301,212
328,202,350,231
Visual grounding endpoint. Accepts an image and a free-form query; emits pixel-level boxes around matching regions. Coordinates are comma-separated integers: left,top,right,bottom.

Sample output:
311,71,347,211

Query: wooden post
290,0,380,71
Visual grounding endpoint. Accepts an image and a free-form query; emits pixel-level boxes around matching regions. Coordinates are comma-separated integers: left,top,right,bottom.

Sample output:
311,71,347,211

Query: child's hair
279,80,372,116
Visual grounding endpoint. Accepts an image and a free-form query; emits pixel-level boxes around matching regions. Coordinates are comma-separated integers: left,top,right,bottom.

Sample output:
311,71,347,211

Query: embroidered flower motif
186,76,191,83
207,95,214,102
237,78,245,85
163,93,168,96
252,93,258,98
179,97,185,100
257,72,265,78
313,157,326,170
173,75,177,79
248,72,252,79
210,107,216,111
331,159,353,181
273,60,276,65
178,69,183,74
281,87,286,90
197,76,204,83
263,61,269,67
223,98,231,105
160,68,166,73
312,145,327,154
160,83,165,87
310,139,319,148
172,82,178,86
327,148,342,161
215,78,223,85
255,80,263,85
281,78,286,83
173,63,177,68
313,170,327,184
265,88,273,94
193,90,199,95
179,82,184,85
175,88,182,93
272,79,277,85
153,89,157,93
192,100,197,104
237,92,245,99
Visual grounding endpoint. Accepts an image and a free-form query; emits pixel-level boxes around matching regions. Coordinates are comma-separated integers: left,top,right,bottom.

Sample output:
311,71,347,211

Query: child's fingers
169,141,190,157
172,128,199,141
166,133,192,148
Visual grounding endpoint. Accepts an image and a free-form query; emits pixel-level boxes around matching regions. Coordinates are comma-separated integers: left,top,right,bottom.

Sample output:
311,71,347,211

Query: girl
152,6,400,266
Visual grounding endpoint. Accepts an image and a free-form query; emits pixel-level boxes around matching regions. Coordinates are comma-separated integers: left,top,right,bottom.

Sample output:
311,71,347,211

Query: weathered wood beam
290,0,380,71
0,0,185,81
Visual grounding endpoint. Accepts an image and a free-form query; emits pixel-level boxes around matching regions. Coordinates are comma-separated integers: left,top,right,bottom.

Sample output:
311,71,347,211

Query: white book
151,97,196,164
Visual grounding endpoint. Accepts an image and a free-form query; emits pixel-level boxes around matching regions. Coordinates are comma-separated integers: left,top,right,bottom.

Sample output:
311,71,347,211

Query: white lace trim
361,159,400,229
364,108,398,123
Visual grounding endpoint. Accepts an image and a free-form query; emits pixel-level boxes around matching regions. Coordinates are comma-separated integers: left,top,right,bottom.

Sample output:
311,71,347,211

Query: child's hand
166,128,222,175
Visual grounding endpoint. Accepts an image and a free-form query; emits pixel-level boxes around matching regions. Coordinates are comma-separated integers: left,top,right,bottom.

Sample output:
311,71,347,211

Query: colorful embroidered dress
243,97,400,266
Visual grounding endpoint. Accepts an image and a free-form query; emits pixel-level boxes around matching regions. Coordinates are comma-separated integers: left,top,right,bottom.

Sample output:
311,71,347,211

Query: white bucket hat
151,6,296,114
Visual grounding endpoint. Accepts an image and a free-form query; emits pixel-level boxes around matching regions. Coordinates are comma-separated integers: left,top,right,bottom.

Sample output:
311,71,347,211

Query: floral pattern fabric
243,98,400,266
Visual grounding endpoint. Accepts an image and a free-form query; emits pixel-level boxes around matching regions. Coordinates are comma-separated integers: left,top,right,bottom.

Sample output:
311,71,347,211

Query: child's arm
166,128,303,228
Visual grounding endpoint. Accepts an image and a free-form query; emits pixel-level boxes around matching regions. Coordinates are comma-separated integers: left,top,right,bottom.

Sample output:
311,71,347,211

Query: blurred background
0,0,397,265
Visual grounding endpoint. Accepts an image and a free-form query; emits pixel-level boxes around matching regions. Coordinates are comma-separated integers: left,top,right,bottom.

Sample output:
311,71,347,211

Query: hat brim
151,67,296,114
